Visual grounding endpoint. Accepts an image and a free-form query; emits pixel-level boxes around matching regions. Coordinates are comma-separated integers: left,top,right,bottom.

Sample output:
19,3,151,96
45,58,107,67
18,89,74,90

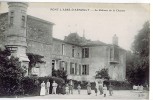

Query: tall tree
0,47,27,96
132,21,150,57
127,21,150,85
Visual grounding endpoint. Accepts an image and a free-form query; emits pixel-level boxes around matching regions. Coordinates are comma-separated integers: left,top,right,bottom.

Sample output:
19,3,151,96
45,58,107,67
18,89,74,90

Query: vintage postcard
0,2,150,99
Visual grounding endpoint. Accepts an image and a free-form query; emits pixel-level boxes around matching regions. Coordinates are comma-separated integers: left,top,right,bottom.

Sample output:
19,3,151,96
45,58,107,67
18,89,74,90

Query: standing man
52,81,58,94
69,79,74,94
46,80,50,95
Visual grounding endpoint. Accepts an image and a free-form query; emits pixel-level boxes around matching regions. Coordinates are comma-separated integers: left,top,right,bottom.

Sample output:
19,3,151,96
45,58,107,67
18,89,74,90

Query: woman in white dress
103,84,107,97
40,81,46,96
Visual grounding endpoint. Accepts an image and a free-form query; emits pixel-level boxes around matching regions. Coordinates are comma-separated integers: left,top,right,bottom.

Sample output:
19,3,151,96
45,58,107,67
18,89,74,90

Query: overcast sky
0,2,150,50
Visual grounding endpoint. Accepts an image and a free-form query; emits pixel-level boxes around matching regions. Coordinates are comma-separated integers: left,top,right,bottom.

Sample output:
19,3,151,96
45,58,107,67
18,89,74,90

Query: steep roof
27,15,55,25
64,32,108,47
81,40,107,46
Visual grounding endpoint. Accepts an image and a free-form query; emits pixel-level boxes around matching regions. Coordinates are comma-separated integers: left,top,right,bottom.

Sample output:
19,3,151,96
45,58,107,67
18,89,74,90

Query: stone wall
52,38,126,81
52,38,83,80
26,15,53,77
0,12,126,81
108,47,126,81
0,13,8,45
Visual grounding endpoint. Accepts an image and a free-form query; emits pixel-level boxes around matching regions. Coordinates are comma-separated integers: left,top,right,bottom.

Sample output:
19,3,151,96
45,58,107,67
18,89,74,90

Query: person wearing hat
52,80,58,94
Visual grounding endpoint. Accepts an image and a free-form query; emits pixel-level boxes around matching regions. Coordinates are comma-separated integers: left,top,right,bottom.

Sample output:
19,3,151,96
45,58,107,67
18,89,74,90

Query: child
65,84,69,95
77,84,81,94
109,83,113,96
103,84,107,97
94,86,98,96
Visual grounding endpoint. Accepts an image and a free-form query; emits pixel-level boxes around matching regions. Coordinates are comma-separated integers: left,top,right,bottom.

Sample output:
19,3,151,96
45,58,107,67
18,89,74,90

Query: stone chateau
0,2,126,82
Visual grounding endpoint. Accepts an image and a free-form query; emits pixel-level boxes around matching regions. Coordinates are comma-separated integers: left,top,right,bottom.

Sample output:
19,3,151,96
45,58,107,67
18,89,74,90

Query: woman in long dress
87,82,91,95
40,81,46,96
103,84,107,97
99,82,103,95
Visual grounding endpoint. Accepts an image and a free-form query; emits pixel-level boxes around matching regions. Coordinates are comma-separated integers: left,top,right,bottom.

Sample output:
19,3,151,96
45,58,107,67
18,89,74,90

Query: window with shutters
65,62,67,72
60,61,67,71
72,46,75,57
75,63,77,75
79,64,82,75
82,65,89,75
62,44,65,55
70,62,75,74
82,48,89,58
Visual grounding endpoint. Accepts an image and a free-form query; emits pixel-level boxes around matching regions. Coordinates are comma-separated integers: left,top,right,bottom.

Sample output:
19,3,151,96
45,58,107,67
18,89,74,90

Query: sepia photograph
0,1,150,99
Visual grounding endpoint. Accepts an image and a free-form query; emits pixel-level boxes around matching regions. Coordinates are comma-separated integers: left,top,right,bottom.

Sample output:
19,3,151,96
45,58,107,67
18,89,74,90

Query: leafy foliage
52,69,67,82
126,21,150,85
64,33,85,45
0,47,26,96
21,76,64,96
132,21,150,57
95,68,110,80
104,80,132,90
27,53,45,75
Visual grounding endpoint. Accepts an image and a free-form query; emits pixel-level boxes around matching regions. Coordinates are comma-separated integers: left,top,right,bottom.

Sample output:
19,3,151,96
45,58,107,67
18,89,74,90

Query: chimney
112,34,118,46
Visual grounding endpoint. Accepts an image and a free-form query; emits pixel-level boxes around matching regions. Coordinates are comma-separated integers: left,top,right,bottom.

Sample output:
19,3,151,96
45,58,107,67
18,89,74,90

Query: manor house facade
0,2,126,81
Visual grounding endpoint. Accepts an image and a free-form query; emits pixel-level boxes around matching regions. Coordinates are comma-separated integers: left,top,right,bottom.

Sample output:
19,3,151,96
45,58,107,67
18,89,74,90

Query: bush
104,80,132,90
0,48,26,97
21,76,64,96
52,69,67,82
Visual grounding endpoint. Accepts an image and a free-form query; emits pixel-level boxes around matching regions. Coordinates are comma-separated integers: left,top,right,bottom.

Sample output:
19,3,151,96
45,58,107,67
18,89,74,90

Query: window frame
62,44,65,55
82,64,89,75
72,46,75,57
82,47,89,58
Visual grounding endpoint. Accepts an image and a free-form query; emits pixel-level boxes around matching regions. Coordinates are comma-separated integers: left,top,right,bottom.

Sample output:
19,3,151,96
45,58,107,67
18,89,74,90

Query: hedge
104,80,132,90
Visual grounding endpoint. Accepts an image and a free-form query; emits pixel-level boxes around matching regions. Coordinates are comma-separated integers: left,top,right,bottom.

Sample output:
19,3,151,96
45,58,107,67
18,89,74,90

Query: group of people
40,80,74,96
40,80,58,96
86,81,113,97
39,79,113,97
